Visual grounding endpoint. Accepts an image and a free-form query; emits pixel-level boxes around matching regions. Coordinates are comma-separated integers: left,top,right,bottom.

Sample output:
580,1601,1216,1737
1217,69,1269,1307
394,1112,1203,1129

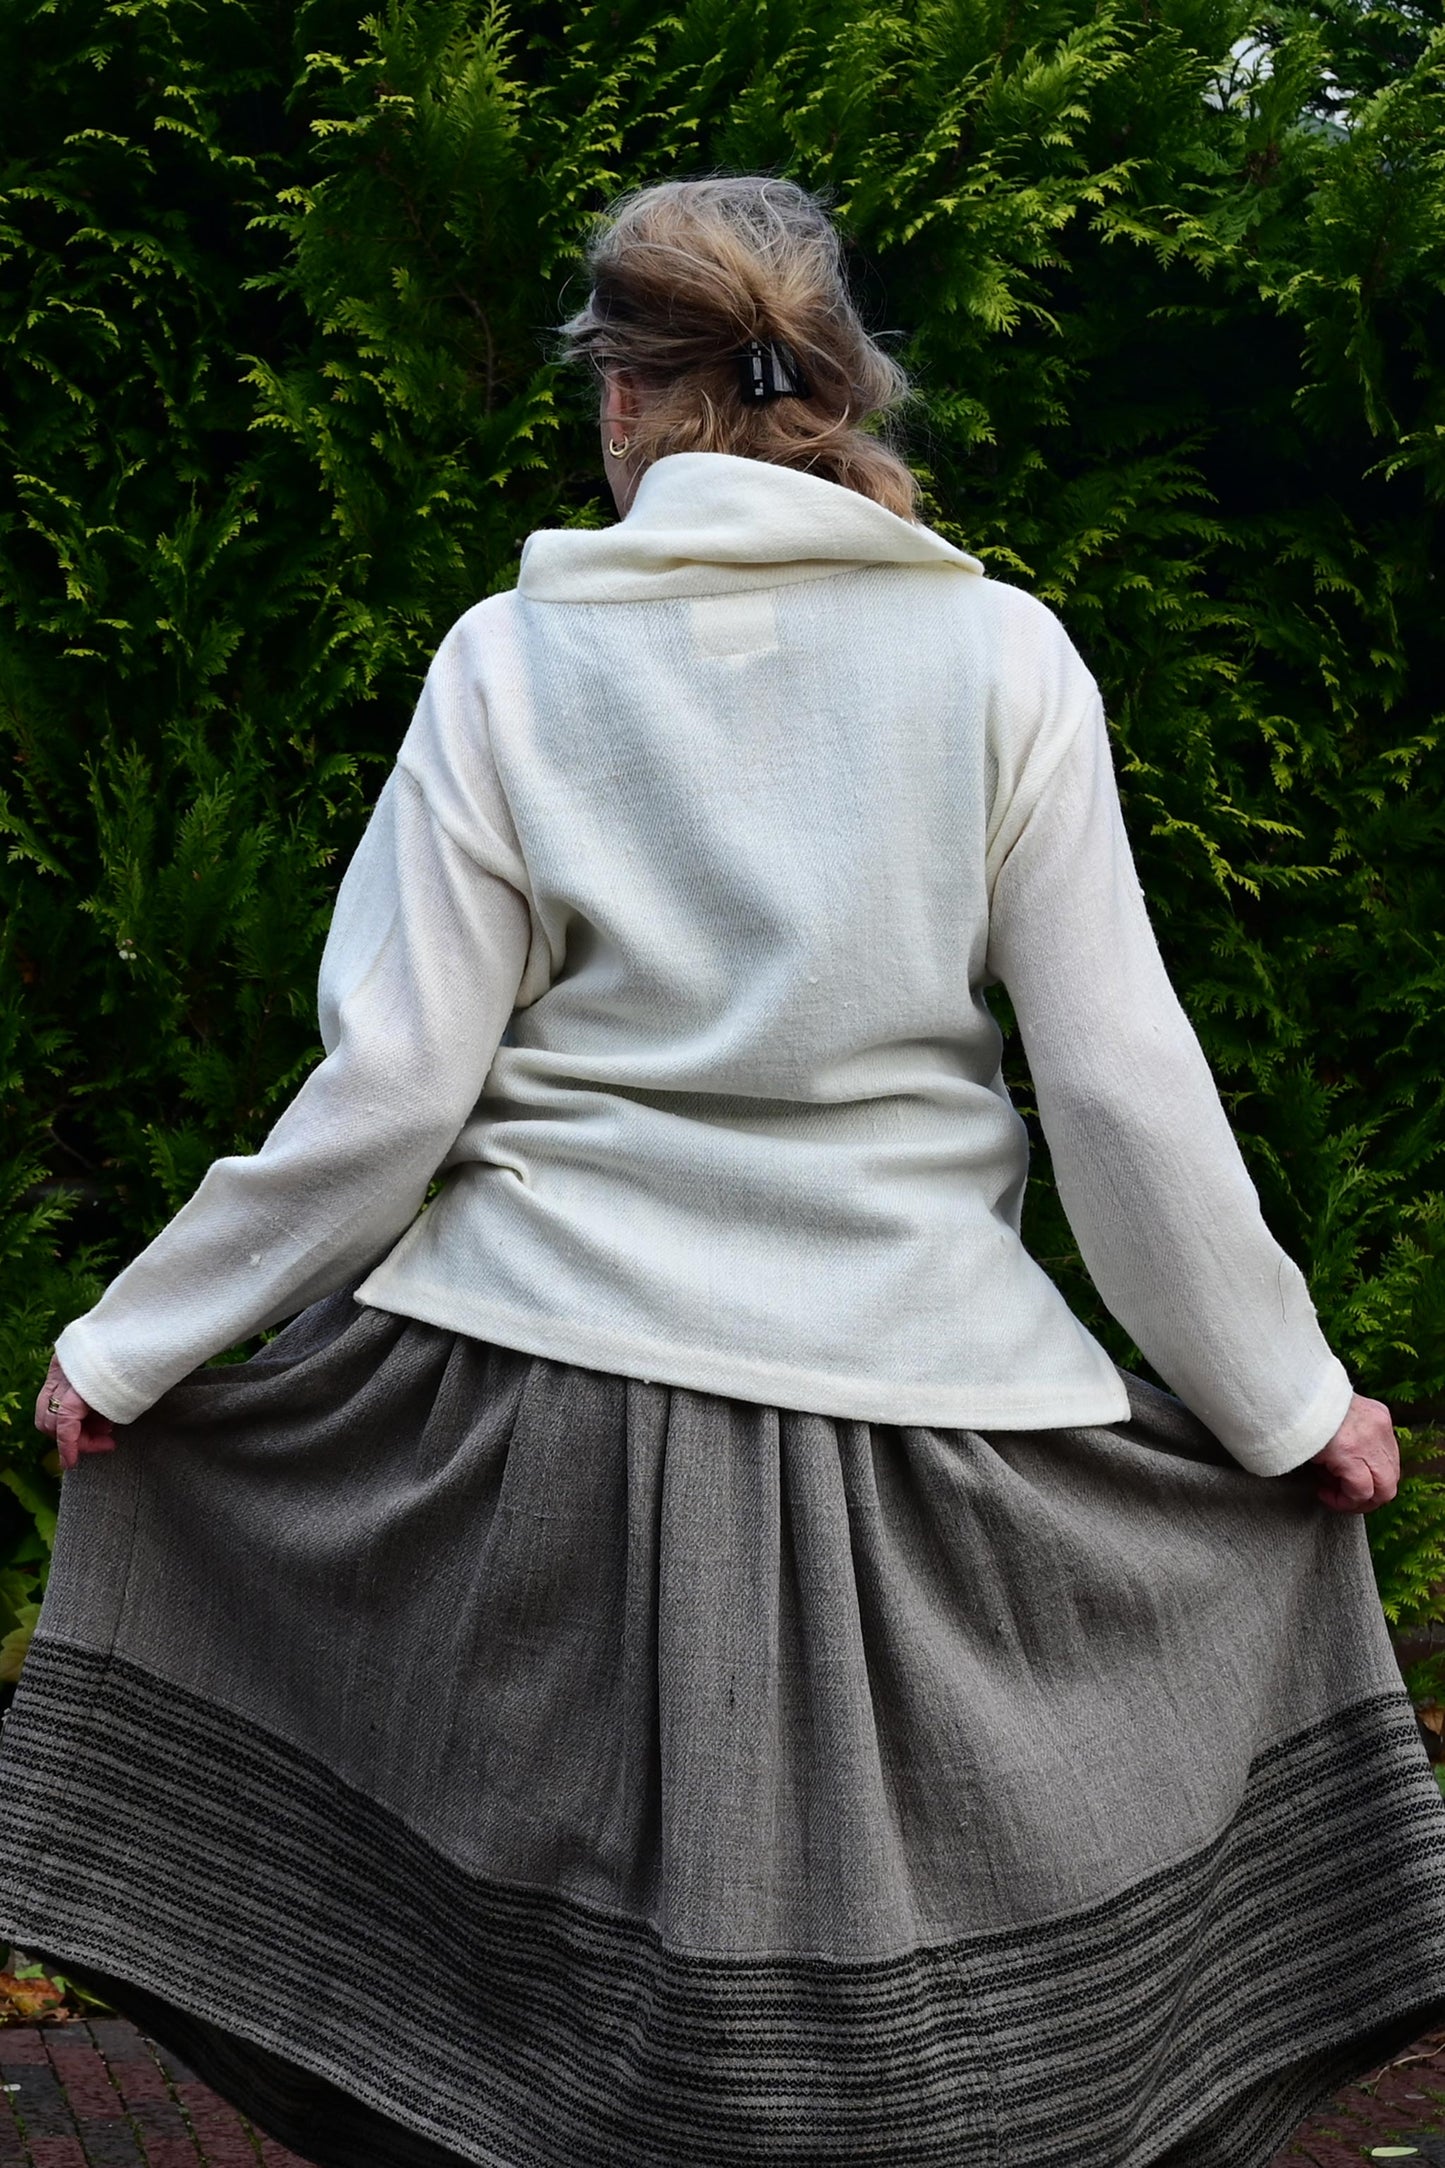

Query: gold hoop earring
607,435,631,458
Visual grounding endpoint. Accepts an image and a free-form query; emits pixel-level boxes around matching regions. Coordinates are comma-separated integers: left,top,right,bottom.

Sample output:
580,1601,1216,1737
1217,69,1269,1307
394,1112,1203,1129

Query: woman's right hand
1308,1393,1400,1513
35,1352,117,1473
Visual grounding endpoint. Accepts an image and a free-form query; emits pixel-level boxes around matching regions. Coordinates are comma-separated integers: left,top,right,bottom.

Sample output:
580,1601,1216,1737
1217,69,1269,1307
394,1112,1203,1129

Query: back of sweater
54,454,1353,1473
359,556,1127,1427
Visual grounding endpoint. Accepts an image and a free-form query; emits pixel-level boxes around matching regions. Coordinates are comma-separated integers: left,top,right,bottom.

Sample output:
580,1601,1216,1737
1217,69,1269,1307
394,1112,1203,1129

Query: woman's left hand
35,1354,117,1472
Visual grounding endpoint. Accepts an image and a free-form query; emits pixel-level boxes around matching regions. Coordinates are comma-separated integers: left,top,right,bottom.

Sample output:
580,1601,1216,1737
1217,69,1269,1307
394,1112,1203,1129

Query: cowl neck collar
517,451,984,602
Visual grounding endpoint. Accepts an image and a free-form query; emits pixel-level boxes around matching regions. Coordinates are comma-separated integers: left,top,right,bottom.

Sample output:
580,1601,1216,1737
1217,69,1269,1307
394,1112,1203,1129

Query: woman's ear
606,367,642,429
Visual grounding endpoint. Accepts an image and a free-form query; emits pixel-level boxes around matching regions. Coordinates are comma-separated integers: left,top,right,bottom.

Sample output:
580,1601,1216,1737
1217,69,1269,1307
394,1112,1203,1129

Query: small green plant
0,1443,57,1691
1368,1430,1445,1662
0,1950,116,2020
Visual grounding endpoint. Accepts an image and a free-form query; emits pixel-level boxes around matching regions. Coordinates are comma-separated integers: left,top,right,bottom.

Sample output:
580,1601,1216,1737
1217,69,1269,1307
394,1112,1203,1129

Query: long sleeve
53,751,533,1428
984,612,1354,1478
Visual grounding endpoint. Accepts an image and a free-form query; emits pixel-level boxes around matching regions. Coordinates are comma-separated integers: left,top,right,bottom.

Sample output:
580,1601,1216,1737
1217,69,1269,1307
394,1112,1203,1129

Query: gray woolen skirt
1,1278,1444,2168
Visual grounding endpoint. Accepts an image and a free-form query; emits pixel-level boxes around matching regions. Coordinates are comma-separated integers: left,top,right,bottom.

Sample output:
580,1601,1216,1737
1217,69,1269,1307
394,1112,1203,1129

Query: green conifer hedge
2,0,1443,1664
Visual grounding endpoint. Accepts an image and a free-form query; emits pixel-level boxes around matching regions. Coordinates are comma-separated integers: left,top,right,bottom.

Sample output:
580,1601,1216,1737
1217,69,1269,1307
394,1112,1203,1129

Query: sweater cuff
1225,1358,1356,1479
52,1322,156,1429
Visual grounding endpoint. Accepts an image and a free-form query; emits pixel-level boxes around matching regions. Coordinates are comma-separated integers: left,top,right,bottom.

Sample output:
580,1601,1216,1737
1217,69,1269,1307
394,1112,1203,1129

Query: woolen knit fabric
2,1280,1445,2168
52,452,1352,1475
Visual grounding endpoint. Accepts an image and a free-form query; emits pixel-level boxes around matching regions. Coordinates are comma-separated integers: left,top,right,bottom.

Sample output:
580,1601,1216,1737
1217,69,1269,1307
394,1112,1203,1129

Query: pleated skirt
1,1280,1444,2168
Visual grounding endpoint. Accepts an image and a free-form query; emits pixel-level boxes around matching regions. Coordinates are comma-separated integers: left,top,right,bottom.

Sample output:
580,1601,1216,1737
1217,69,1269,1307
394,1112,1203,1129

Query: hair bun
558,175,916,519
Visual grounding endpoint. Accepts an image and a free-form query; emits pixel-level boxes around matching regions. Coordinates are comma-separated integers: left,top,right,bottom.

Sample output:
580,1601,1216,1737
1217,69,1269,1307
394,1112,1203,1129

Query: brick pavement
1269,2018,1445,2165
0,2018,311,2168
1,2011,1444,2164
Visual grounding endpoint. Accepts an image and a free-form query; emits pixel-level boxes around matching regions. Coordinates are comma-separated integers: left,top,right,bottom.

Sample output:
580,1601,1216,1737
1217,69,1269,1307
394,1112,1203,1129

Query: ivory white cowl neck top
55,453,1353,1476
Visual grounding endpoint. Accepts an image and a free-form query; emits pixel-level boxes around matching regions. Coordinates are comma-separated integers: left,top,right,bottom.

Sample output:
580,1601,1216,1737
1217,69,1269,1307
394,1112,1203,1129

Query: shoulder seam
392,753,528,892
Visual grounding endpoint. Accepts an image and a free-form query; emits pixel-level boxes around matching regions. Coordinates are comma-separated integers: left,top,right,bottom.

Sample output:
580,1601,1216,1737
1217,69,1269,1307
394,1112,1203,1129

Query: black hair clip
737,337,811,402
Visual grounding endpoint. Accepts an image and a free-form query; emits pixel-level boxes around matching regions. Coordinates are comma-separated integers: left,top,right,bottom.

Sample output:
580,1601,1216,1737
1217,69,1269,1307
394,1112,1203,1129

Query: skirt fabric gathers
1,1281,1444,2168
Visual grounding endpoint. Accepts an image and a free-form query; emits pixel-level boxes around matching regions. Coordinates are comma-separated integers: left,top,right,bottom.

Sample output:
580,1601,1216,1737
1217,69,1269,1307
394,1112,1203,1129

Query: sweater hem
349,1276,1135,1432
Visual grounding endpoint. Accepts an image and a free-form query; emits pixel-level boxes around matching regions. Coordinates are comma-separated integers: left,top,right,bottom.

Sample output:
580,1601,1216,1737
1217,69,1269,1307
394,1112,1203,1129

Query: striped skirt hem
1,1638,1442,2166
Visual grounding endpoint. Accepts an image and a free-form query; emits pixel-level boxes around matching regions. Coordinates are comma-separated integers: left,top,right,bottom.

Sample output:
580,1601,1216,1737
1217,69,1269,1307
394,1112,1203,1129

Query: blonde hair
558,175,919,520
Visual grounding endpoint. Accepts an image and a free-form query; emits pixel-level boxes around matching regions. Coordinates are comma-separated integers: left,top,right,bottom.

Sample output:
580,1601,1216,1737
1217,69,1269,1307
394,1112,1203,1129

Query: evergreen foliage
1,0,1442,1651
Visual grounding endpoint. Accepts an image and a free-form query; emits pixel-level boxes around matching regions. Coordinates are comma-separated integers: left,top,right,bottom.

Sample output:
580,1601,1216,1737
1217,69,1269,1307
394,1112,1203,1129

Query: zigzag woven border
1,1638,1444,2167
